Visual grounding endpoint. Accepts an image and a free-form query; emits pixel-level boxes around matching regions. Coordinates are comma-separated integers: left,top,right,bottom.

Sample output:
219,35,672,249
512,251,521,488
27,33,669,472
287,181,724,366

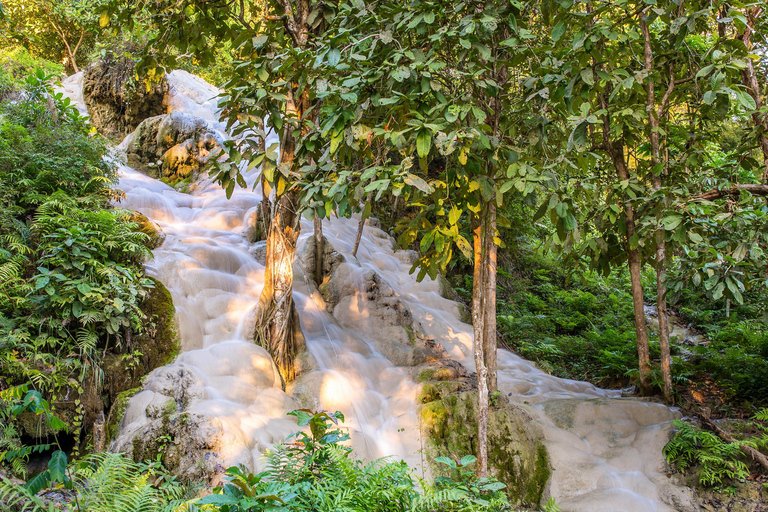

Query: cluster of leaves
0,47,63,99
664,419,768,488
0,451,193,512
0,78,151,455
197,409,515,512
462,241,646,386
0,385,66,477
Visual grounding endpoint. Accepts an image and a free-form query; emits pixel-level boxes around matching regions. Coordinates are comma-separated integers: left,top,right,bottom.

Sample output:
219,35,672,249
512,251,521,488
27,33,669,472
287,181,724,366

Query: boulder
124,110,223,183
82,57,168,140
419,385,551,507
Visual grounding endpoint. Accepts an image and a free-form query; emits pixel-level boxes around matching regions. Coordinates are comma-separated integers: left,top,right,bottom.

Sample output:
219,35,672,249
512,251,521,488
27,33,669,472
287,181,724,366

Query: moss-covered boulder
420,386,551,508
129,211,166,250
82,56,168,140
92,277,179,446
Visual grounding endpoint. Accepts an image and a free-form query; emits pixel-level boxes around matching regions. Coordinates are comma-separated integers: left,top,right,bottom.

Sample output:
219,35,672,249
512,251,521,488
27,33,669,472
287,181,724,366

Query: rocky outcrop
82,57,168,140
123,110,223,184
419,383,551,507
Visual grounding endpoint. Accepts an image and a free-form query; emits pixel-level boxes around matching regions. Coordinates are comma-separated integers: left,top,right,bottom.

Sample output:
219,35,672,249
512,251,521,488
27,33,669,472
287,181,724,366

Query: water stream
58,71,697,511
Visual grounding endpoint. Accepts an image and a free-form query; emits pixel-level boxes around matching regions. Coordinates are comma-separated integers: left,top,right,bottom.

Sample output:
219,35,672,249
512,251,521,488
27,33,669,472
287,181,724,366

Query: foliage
0,77,151,452
664,420,756,488
0,47,63,98
0,385,66,478
0,452,192,512
197,410,515,512
2,0,108,72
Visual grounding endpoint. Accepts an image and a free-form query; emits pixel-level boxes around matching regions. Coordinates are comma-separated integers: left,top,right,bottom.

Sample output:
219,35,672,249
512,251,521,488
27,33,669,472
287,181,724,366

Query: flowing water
59,71,697,511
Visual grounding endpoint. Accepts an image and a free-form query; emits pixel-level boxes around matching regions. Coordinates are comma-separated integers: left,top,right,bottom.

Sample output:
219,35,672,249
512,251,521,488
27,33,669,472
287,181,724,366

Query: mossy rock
420,389,550,507
128,211,166,250
105,387,140,444
94,278,179,446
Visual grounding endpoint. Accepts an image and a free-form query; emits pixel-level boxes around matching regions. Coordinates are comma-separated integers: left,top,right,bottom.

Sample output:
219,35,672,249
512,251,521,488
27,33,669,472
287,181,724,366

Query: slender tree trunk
254,73,309,385
314,215,324,285
736,8,768,184
471,214,489,478
352,192,373,258
481,201,497,395
352,218,366,258
642,19,672,401
258,117,272,240
610,141,652,394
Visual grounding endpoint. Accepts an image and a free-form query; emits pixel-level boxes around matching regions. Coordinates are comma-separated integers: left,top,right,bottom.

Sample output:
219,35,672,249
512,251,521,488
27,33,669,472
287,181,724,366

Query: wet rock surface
123,110,223,183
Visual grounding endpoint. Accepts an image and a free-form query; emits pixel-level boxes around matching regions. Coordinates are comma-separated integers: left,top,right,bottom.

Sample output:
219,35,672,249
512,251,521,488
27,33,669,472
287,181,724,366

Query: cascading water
58,71,697,511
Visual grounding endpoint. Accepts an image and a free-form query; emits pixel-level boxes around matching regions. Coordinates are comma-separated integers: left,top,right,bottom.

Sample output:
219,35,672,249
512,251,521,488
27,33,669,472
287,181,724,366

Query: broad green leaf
449,206,461,225
48,451,67,484
416,130,431,159
552,21,566,42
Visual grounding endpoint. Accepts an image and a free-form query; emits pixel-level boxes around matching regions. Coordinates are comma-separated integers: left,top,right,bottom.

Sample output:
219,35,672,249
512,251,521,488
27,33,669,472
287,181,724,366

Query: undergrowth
664,414,768,492
0,73,152,464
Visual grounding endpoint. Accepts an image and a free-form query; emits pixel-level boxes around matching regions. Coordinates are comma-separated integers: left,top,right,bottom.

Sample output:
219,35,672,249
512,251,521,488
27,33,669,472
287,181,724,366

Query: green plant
0,452,193,512
664,420,750,487
413,455,510,512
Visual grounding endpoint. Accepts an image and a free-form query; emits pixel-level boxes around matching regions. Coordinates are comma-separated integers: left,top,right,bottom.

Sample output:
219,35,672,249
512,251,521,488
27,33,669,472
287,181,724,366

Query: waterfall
58,70,697,512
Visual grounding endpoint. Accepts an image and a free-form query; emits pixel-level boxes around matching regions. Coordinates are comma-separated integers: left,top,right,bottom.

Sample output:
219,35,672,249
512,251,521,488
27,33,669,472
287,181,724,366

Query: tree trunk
656,251,671,401
736,9,768,184
352,217,365,258
481,201,497,395
258,118,272,240
254,192,301,387
352,192,373,258
610,141,652,394
472,208,495,477
254,70,308,385
642,19,672,401
314,215,324,285
471,214,489,478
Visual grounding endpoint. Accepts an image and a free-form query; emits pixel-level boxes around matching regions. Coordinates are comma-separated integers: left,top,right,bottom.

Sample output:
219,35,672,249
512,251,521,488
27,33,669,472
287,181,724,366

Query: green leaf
327,48,341,67
737,90,757,111
416,130,431,159
552,21,566,42
580,68,594,86
48,451,67,484
661,215,682,231
696,64,714,78
361,201,372,220
77,282,91,295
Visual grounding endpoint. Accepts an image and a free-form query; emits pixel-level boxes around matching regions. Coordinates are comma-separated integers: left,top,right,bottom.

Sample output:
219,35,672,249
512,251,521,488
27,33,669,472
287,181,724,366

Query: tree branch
681,184,768,206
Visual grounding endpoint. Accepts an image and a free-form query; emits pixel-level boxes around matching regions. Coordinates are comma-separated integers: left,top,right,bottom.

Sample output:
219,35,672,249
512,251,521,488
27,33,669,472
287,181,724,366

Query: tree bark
609,140,652,394
471,214,489,478
352,217,365,258
253,0,312,383
735,7,768,184
481,201,497,395
254,191,301,387
642,19,672,402
314,215,324,285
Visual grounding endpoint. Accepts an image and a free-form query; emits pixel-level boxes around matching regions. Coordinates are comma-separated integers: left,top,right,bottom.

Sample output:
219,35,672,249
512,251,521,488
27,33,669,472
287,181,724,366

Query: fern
664,420,750,486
